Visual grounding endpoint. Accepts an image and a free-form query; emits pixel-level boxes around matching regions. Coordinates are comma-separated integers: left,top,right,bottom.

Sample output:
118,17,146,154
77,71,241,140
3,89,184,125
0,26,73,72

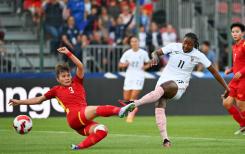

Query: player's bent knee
93,124,108,133
161,81,178,99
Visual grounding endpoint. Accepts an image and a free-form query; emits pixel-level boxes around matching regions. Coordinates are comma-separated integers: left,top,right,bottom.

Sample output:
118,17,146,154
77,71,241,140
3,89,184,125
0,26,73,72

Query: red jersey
44,75,87,113
232,39,245,77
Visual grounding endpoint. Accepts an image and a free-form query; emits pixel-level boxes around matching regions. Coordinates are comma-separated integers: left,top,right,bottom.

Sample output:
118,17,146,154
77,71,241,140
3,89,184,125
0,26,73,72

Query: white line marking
0,129,244,141
104,72,118,79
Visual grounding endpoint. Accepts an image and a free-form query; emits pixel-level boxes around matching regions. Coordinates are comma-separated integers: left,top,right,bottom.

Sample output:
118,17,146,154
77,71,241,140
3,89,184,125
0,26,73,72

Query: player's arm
118,52,129,69
224,67,233,75
143,62,151,70
57,47,84,79
118,61,129,69
8,96,47,106
151,48,164,66
208,65,230,97
61,35,74,50
233,66,245,80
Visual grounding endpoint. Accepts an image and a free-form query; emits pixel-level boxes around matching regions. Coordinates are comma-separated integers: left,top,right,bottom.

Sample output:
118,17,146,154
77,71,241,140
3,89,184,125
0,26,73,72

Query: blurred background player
119,36,150,123
9,47,133,150
223,22,245,135
197,41,218,72
121,33,229,147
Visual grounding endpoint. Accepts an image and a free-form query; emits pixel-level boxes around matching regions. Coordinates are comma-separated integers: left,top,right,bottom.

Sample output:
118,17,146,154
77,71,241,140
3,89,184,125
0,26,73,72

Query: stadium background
0,0,244,117
0,1,245,154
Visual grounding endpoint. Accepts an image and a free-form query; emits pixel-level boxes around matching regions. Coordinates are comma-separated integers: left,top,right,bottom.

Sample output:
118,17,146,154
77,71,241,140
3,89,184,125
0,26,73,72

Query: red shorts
228,78,245,101
66,107,97,136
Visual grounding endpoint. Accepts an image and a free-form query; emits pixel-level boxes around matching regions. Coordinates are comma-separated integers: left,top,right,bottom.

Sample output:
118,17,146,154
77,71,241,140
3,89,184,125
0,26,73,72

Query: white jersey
120,48,150,80
158,43,211,85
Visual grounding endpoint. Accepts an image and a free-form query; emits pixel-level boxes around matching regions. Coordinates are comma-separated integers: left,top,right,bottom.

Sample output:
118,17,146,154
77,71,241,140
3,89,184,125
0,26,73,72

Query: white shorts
123,78,144,90
156,78,188,100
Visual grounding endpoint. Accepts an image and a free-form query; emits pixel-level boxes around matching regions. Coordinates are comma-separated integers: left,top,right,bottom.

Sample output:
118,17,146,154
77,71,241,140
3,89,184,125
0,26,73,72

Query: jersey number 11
178,60,185,69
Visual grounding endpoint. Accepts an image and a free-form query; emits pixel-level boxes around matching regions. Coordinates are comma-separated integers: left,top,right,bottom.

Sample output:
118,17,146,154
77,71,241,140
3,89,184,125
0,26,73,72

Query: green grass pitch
0,116,244,154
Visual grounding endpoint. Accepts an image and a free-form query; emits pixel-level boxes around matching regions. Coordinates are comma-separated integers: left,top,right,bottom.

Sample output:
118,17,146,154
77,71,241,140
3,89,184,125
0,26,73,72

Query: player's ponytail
184,33,199,49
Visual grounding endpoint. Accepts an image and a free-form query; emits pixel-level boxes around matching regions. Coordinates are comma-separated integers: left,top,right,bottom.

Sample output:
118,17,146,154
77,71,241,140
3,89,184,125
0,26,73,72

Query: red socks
241,111,245,119
78,130,107,149
96,105,120,117
228,105,245,127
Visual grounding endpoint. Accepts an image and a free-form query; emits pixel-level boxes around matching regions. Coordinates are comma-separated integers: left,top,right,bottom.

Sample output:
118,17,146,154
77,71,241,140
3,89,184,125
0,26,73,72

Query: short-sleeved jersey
44,75,87,113
160,43,211,83
232,39,245,76
120,48,150,80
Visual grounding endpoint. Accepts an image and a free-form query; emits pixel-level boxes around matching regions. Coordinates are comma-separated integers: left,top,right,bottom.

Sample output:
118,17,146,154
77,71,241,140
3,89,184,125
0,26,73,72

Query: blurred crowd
16,0,177,58
0,0,231,72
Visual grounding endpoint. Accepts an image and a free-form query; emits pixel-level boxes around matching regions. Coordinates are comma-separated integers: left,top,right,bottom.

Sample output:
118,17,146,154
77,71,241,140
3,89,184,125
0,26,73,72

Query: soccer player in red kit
8,47,134,150
223,22,245,135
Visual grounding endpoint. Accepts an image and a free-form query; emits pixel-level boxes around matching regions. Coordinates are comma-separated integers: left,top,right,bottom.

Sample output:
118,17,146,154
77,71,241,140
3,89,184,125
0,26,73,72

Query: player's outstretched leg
134,86,164,107
96,105,120,117
71,144,80,150
71,124,108,150
234,126,245,135
118,103,135,118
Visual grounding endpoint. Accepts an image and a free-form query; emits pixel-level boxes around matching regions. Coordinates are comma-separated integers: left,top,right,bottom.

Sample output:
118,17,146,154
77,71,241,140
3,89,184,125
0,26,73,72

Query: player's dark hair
184,33,199,49
55,63,70,78
202,41,210,47
127,35,137,45
230,22,245,32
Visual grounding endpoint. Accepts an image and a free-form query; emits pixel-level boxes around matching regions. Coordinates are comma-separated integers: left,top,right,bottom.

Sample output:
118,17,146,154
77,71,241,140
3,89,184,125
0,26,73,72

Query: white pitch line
0,129,244,142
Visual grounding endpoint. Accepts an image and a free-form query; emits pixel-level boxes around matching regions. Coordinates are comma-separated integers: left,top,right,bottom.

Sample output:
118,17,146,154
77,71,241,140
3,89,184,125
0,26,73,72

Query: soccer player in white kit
119,36,150,123
120,33,230,147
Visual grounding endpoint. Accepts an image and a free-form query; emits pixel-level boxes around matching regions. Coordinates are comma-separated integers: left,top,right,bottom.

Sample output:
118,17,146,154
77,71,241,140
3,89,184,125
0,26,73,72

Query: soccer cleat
118,103,135,118
118,100,134,106
163,139,171,148
234,126,245,135
70,144,80,150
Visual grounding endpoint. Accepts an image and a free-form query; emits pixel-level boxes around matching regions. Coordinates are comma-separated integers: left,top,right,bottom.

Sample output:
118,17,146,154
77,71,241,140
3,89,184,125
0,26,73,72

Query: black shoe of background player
163,139,171,148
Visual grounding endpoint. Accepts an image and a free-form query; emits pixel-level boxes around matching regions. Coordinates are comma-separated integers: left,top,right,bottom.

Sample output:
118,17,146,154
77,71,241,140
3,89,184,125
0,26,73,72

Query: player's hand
233,72,242,80
122,62,129,68
224,68,232,75
57,47,69,54
8,99,21,106
221,88,230,99
150,57,159,66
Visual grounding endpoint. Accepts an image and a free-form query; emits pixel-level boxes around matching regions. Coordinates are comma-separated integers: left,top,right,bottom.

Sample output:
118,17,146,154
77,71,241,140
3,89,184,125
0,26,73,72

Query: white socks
155,108,169,141
134,86,164,107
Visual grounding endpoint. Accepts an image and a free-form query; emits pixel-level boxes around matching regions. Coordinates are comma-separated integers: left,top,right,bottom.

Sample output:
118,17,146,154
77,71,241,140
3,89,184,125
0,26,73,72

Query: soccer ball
13,115,32,134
